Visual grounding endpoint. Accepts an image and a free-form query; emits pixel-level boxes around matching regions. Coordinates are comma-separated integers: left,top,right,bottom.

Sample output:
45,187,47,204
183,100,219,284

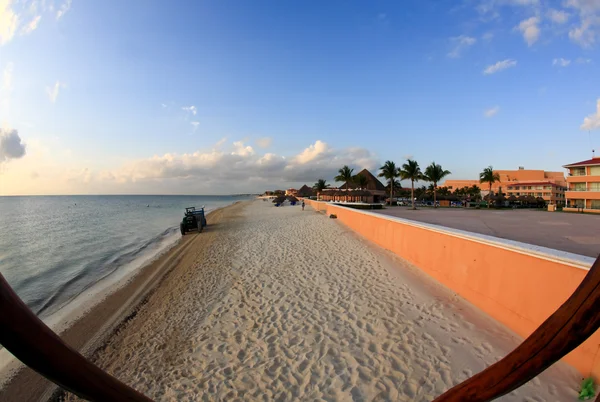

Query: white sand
70,200,580,401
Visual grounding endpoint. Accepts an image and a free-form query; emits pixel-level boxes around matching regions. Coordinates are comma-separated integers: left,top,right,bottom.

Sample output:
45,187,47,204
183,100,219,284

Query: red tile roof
563,157,600,167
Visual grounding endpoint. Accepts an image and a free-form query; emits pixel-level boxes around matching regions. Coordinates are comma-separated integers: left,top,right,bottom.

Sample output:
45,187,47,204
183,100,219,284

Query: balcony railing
568,188,600,192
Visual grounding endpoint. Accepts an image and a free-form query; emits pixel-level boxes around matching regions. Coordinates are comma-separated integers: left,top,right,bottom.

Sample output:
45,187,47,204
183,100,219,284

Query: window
590,166,600,176
572,183,586,191
536,186,543,190
592,200,600,210
545,186,552,190
543,192,551,197
590,183,600,191
571,168,586,176
573,199,585,208
507,186,513,190
527,186,532,190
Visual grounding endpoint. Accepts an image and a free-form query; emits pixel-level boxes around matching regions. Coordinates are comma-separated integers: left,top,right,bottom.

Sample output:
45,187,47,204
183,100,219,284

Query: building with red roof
563,156,600,214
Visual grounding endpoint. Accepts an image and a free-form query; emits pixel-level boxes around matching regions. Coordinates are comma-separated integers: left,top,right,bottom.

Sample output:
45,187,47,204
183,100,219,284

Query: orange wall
304,199,599,378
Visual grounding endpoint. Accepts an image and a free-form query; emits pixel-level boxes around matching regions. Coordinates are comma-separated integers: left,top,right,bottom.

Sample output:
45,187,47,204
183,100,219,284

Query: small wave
34,226,179,317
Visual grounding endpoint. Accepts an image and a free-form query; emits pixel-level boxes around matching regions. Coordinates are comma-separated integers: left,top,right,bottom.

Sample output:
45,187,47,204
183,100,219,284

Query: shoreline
0,201,249,402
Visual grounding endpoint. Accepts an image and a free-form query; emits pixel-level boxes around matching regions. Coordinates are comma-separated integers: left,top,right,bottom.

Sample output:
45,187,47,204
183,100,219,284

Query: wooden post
0,274,154,401
433,254,600,401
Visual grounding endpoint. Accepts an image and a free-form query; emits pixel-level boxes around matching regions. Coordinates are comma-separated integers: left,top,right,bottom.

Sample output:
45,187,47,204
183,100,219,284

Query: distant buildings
564,156,600,214
285,188,298,196
443,167,567,205
320,169,386,203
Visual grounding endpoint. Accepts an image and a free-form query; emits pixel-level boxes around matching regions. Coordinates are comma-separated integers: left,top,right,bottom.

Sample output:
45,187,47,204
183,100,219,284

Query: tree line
313,161,501,209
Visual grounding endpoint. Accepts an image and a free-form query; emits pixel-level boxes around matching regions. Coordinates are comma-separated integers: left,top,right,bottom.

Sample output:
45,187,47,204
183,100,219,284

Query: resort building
443,167,567,205
504,182,565,205
319,169,386,203
564,156,600,214
285,188,298,196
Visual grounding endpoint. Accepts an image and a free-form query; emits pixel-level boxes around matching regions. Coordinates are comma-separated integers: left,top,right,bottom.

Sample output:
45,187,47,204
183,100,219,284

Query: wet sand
61,200,579,401
0,203,243,402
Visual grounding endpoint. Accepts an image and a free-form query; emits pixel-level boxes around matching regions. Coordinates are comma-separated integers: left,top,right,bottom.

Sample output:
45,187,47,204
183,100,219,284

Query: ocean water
0,195,251,321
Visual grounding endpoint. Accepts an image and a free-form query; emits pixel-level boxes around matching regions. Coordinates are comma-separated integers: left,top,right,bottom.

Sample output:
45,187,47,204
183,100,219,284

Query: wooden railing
433,253,600,401
1,254,600,401
0,274,153,401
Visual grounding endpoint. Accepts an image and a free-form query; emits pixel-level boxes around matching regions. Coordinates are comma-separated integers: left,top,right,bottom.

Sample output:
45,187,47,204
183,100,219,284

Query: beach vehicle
180,206,207,235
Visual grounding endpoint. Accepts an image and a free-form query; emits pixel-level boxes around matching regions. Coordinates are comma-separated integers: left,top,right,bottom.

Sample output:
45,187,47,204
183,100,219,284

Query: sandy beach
0,204,241,401
50,199,579,401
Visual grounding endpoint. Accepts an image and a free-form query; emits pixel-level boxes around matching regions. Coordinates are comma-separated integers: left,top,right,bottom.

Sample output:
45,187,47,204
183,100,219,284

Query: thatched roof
297,184,315,197
340,169,386,192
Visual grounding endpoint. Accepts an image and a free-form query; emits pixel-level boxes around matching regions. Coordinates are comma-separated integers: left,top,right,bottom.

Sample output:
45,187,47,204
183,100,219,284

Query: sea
0,195,252,323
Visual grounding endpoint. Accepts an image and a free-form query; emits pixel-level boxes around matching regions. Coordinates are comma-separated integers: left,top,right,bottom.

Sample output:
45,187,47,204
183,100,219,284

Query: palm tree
423,162,451,208
335,165,354,192
313,179,328,200
378,160,399,206
400,159,423,209
353,174,369,189
479,166,501,208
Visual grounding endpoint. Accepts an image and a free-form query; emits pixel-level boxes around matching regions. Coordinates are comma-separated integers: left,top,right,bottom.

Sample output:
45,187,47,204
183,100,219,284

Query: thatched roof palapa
341,169,386,192
297,185,315,197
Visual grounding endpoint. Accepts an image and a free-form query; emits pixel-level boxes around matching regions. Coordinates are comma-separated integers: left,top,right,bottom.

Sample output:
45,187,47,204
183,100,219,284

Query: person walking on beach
301,201,305,211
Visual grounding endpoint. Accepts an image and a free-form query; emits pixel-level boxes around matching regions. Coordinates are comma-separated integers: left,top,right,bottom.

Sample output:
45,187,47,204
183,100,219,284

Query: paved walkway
375,207,600,258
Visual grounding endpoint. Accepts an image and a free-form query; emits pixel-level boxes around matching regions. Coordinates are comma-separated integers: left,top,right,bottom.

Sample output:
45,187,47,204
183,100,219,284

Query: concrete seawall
304,199,599,378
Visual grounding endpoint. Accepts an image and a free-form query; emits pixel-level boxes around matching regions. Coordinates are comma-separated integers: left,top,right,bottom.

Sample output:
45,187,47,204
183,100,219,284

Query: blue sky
1,0,599,194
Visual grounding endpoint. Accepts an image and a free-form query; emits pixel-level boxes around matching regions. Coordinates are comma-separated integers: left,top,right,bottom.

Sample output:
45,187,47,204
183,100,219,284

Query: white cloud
581,99,600,130
515,16,540,46
575,57,592,63
483,59,517,74
447,35,477,58
256,137,272,149
56,0,71,20
46,81,63,103
0,0,19,45
232,141,254,157
547,9,569,24
0,127,26,162
182,105,197,115
104,140,378,188
484,106,500,117
20,14,40,35
190,121,199,132
552,57,571,66
569,18,595,47
161,103,167,108
482,32,494,41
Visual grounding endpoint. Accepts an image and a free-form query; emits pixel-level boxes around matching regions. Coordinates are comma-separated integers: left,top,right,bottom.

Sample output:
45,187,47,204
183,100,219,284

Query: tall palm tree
479,166,501,208
335,165,354,192
378,161,399,206
423,162,451,208
400,159,423,210
313,179,328,200
353,174,369,189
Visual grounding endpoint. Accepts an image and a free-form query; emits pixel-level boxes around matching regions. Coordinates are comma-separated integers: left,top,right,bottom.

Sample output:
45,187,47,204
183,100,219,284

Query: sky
0,0,599,195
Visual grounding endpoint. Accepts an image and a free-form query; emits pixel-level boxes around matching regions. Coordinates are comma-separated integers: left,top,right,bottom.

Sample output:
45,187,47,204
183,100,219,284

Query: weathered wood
0,274,153,401
434,254,600,401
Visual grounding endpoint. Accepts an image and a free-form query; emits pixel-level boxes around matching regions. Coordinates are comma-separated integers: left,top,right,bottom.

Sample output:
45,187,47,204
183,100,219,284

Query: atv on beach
180,206,207,235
